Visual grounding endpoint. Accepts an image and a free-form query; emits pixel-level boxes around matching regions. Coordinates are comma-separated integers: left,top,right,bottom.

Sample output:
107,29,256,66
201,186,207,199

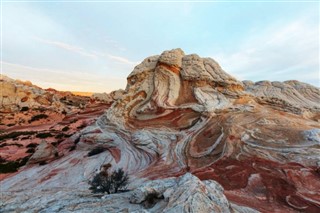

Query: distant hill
70,91,94,97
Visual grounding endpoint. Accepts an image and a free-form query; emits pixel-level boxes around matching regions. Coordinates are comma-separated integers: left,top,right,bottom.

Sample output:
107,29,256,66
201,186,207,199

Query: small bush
0,131,35,141
70,119,77,124
39,161,47,166
89,168,129,194
21,136,31,140
0,156,30,173
77,124,86,129
110,168,129,193
20,106,29,112
0,161,20,173
88,146,107,157
55,133,66,139
62,126,69,132
26,143,38,148
36,132,53,138
29,114,48,123
1,143,23,147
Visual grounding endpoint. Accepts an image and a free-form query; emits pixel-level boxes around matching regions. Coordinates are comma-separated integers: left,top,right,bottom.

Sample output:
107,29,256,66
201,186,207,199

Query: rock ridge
1,49,320,212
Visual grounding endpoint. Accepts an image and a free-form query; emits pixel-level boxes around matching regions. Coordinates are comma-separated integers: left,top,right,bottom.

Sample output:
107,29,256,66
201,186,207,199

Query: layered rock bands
1,49,320,213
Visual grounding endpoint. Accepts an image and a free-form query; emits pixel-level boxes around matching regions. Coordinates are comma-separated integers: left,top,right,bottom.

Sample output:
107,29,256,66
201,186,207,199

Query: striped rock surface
1,49,320,212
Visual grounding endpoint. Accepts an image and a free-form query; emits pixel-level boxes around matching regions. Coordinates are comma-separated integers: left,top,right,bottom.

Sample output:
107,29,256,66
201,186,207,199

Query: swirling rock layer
1,49,320,212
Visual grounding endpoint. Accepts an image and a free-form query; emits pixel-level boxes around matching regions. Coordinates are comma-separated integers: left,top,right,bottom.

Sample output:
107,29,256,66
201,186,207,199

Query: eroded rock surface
1,173,257,213
243,80,320,118
0,76,114,178
130,173,232,213
1,49,320,212
27,140,58,165
1,75,70,113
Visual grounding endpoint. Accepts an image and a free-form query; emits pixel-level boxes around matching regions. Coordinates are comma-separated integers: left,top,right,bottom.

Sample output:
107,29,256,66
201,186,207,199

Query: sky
1,0,319,92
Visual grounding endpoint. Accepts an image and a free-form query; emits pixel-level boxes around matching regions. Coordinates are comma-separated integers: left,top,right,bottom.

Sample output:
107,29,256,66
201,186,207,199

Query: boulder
28,140,58,165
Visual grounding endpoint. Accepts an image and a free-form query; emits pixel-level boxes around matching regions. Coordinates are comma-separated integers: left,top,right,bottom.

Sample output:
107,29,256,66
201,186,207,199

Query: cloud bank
213,16,319,86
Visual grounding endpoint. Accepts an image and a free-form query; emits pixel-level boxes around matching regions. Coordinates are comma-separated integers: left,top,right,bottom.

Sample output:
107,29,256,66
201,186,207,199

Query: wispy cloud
34,37,98,59
213,16,319,86
1,61,126,92
34,37,138,66
107,54,139,65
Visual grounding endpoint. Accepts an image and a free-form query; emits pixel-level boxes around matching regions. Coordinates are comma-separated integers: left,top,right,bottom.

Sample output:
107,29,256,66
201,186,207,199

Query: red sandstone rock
1,49,319,212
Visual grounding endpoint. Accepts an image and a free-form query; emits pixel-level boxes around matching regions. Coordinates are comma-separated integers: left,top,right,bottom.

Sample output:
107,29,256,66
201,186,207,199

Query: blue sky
1,1,319,92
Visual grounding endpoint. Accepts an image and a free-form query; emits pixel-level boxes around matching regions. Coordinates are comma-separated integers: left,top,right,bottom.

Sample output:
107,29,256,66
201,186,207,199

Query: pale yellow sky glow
2,61,127,93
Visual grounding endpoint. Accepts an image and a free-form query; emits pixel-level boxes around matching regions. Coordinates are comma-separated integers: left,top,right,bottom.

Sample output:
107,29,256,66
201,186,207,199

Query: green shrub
77,124,86,129
89,168,129,194
26,143,38,148
110,168,129,193
70,119,77,123
55,133,66,139
0,131,35,141
36,132,52,138
29,114,48,123
39,161,47,166
20,106,29,112
0,143,23,147
62,126,70,132
0,156,30,173
0,161,20,173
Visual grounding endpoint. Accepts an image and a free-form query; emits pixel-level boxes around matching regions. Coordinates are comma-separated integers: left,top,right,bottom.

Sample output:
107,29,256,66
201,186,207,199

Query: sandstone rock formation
130,173,236,213
0,75,65,113
243,80,320,118
0,76,114,176
1,49,320,212
92,92,113,103
91,89,125,104
27,140,58,165
0,173,258,212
